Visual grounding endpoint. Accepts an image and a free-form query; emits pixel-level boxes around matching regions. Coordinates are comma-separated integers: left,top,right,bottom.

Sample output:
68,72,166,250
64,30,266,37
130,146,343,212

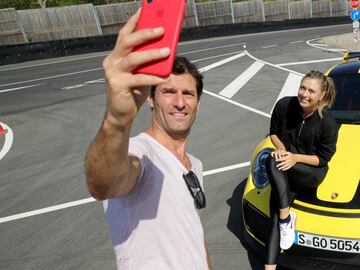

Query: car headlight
252,148,273,189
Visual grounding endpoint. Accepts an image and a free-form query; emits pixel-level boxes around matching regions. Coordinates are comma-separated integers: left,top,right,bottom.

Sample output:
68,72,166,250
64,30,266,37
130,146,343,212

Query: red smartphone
133,0,186,77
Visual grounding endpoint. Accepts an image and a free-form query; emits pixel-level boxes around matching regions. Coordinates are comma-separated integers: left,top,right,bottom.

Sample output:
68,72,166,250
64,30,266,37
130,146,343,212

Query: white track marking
62,52,245,90
5,51,246,91
311,43,329,46
180,23,349,45
0,162,250,224
277,57,342,66
0,68,102,88
0,24,348,72
0,52,109,72
61,84,87,90
179,42,246,55
219,61,264,98
271,73,303,112
61,78,105,90
0,198,96,224
0,83,44,94
244,50,303,76
0,43,245,73
306,38,347,53
289,40,303,44
0,122,13,161
203,161,250,176
278,73,303,99
204,89,271,118
198,52,245,73
262,45,278,49
85,78,105,84
193,51,245,63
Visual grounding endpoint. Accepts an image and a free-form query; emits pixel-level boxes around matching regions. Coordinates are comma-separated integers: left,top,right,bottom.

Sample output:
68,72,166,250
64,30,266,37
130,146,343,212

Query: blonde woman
264,71,339,270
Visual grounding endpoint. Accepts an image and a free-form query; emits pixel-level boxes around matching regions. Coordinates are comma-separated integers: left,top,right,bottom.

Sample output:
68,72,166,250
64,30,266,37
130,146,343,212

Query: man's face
148,73,199,138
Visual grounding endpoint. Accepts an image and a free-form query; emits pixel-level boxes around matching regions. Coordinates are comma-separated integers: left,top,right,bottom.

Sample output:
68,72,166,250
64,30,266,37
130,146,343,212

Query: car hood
317,124,360,203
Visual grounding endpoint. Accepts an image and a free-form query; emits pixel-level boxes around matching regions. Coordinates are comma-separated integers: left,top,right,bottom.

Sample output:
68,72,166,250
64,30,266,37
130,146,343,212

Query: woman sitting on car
264,71,339,270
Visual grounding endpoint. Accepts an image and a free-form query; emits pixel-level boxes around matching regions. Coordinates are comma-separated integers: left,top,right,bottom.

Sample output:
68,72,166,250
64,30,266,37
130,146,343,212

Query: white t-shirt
103,133,208,270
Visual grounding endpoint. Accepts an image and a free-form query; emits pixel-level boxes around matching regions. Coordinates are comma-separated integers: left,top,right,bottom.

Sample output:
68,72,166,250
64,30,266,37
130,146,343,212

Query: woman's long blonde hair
301,70,336,118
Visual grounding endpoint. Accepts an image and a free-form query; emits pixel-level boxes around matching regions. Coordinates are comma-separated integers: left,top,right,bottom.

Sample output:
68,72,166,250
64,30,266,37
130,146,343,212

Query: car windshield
328,75,360,124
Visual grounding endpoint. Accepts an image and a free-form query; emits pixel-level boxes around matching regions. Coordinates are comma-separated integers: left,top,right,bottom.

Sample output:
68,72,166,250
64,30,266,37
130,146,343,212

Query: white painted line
85,78,105,84
0,83,44,94
179,42,246,55
0,162,250,224
277,57,342,67
62,78,105,90
3,51,245,90
204,89,271,118
180,23,349,45
61,84,86,90
0,52,108,72
193,51,245,63
244,50,304,76
198,52,245,73
203,161,250,176
0,43,245,72
61,52,246,91
261,45,278,49
306,38,347,54
311,43,329,46
0,198,96,224
289,40,303,44
219,61,264,98
0,24,348,72
0,68,102,88
271,73,303,112
0,122,13,161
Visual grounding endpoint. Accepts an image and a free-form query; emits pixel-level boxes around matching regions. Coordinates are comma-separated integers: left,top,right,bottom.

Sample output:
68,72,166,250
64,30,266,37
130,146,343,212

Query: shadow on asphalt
226,179,265,270
226,179,289,270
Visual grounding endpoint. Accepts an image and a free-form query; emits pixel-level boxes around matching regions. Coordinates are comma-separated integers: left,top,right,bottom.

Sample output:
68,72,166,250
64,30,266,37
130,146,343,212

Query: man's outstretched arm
84,10,170,200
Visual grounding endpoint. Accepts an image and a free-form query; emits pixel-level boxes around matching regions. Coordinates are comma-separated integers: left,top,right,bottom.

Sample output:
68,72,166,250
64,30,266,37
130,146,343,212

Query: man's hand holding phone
102,9,170,129
133,0,186,77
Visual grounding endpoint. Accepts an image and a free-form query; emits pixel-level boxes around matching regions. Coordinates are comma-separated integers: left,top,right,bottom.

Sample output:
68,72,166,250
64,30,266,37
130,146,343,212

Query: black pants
265,156,328,265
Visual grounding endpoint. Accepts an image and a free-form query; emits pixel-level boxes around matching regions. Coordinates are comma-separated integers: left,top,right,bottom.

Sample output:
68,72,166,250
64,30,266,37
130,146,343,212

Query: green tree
0,0,33,9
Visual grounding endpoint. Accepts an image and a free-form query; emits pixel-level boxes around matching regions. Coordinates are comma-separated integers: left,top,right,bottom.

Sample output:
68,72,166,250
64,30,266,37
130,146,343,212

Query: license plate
295,231,360,253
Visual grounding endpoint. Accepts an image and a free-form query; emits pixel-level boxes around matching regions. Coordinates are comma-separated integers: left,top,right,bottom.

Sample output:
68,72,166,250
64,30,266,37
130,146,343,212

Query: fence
17,4,101,43
0,8,27,45
312,0,332,17
233,0,264,23
95,2,141,35
289,0,312,19
183,0,198,28
331,0,348,17
196,0,234,26
0,0,350,46
264,0,289,21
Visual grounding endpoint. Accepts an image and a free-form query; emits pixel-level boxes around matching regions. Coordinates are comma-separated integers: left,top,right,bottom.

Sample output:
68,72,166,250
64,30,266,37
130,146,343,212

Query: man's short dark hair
150,56,203,99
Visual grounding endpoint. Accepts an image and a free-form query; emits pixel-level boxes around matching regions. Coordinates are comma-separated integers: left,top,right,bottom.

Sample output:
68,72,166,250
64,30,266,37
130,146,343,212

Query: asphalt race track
0,23,351,270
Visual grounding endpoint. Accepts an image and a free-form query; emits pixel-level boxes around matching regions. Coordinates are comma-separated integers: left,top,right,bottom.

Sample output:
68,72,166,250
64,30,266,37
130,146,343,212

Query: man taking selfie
85,10,211,270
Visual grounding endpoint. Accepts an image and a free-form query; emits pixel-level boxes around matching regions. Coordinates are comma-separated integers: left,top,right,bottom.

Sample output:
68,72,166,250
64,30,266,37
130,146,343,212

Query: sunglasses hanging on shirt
183,171,206,209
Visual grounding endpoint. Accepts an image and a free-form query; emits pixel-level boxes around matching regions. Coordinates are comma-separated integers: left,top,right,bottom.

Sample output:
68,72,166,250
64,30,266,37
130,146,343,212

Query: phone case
133,0,187,77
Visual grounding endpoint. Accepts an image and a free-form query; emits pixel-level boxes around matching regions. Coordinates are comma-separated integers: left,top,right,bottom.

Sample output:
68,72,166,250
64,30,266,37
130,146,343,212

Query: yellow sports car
242,52,360,269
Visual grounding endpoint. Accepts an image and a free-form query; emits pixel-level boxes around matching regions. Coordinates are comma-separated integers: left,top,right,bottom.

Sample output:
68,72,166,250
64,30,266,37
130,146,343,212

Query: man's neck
145,126,191,170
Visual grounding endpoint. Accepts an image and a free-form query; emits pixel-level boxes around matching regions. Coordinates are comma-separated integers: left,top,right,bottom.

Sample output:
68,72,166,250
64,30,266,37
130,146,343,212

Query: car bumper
243,200,360,269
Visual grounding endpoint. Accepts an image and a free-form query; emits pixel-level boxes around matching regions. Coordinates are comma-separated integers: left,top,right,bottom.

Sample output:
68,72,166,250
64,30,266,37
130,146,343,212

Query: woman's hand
275,152,298,171
271,149,286,161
